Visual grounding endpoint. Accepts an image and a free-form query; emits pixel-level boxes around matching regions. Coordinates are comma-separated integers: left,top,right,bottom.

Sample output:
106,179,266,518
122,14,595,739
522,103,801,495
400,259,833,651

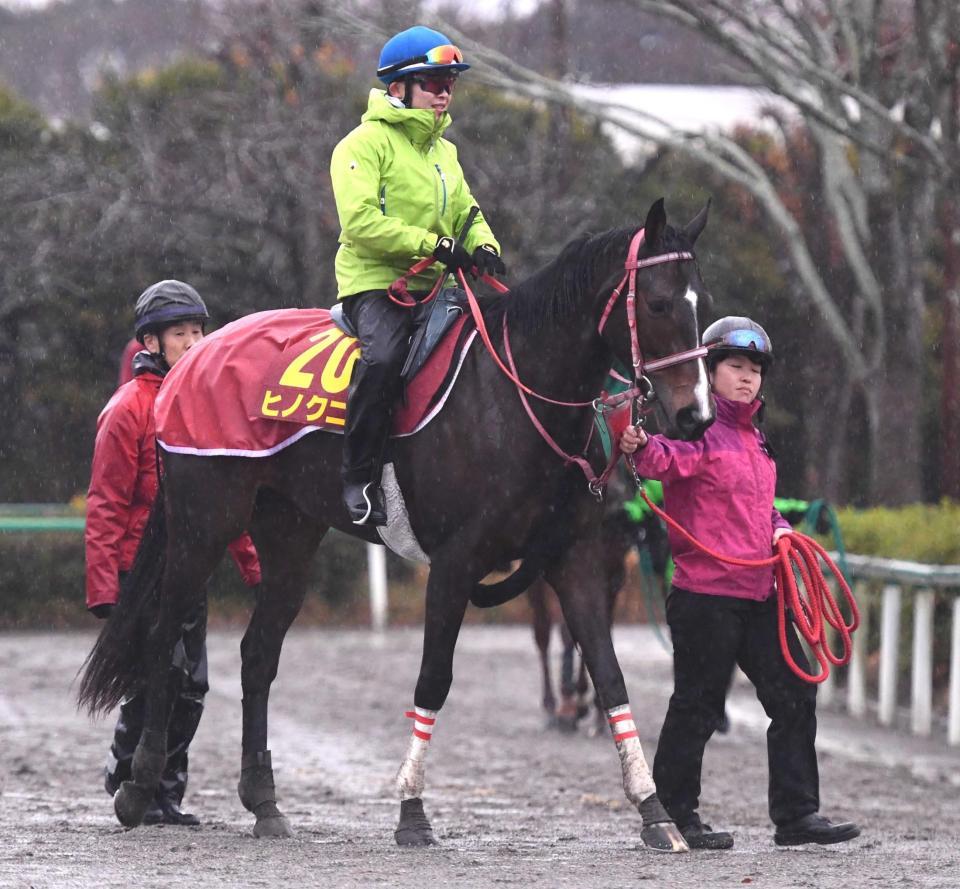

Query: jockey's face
388,75,454,118
709,354,763,403
144,321,205,367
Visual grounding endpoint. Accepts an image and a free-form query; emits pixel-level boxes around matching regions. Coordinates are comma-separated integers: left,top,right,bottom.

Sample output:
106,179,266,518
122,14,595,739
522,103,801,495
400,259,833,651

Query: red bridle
596,228,706,376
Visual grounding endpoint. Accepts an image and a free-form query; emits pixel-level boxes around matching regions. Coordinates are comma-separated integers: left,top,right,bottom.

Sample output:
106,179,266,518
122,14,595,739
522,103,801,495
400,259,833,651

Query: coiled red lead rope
635,485,860,684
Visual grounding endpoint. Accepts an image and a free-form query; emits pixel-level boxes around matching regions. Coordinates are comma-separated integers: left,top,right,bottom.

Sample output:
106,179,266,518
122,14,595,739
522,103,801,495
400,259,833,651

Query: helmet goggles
377,43,463,79
713,328,772,354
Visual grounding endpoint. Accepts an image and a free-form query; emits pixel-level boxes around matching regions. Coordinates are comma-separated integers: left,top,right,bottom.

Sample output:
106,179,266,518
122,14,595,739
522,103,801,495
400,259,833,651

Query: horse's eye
647,299,670,316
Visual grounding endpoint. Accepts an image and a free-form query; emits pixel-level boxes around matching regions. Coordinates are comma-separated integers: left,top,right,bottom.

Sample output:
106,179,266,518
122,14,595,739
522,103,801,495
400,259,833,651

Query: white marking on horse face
685,287,711,417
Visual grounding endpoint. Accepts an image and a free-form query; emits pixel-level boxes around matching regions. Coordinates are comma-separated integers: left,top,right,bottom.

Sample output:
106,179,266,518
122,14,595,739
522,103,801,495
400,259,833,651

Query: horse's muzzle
674,405,715,441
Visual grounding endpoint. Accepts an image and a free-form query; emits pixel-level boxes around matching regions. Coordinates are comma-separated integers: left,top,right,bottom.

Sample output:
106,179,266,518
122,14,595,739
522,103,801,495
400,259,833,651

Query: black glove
89,603,115,620
472,244,506,278
432,235,473,273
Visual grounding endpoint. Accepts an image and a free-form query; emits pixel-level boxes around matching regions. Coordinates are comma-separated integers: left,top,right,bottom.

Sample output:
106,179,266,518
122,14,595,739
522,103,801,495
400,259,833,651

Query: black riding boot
340,291,414,526
341,354,391,526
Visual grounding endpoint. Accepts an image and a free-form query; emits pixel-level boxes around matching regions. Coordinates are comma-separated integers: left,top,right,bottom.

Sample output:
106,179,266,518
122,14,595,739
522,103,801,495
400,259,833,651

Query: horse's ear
643,198,667,248
683,199,711,246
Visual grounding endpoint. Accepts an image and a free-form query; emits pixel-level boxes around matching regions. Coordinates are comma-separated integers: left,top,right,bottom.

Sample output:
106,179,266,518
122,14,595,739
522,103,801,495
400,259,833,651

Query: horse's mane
482,224,690,336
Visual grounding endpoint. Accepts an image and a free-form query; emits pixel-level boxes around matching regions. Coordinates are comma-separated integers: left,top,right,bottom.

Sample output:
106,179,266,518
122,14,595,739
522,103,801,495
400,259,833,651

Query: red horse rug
155,308,475,457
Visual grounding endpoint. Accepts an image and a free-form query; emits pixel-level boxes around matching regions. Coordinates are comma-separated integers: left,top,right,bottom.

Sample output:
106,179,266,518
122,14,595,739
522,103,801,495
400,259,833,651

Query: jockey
620,316,861,851
85,279,262,826
330,25,504,526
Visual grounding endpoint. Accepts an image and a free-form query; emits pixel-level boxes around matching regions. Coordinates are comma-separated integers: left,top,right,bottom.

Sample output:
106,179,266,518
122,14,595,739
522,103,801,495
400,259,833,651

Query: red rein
636,486,860,684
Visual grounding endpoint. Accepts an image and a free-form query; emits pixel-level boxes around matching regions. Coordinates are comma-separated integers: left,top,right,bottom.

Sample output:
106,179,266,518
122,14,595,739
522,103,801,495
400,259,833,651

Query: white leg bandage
395,706,437,801
607,704,656,808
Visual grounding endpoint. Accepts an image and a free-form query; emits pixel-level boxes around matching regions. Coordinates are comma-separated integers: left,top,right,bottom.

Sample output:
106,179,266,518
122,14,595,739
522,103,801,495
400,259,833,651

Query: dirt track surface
1,625,959,888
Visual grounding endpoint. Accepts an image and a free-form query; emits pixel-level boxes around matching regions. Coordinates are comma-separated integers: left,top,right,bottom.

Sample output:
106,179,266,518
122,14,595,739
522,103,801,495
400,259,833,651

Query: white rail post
949,596,960,747
878,583,901,726
847,581,869,718
367,542,388,633
910,588,935,736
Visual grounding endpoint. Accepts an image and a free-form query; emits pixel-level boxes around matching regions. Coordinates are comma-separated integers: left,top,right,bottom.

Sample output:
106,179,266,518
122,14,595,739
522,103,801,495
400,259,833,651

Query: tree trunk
940,196,960,499
865,192,926,505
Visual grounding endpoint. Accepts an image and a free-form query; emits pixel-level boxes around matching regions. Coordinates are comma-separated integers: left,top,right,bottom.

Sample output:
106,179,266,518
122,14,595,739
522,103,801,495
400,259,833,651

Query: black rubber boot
679,815,734,850
158,798,201,826
774,813,861,846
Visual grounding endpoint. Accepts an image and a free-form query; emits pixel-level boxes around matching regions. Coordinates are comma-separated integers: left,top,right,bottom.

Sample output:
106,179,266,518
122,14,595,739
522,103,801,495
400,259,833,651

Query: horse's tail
77,487,168,716
469,556,545,609
470,479,581,609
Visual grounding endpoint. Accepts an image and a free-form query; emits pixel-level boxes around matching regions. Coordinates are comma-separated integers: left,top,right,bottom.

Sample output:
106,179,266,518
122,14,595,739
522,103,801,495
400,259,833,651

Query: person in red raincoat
620,316,860,851
116,337,140,387
85,280,261,826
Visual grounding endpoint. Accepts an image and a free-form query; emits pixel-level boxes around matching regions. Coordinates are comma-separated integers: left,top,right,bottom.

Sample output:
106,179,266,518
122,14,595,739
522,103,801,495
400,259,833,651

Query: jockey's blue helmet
377,26,470,84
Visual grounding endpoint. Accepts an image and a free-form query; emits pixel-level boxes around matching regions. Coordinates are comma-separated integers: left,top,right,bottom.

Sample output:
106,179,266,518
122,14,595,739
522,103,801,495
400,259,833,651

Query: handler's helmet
376,26,469,84
702,316,773,373
134,279,210,344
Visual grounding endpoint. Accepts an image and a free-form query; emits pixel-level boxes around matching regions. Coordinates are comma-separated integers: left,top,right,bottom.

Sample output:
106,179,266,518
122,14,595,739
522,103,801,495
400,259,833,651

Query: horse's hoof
253,814,294,838
395,798,438,847
556,714,579,734
114,781,154,829
641,821,690,853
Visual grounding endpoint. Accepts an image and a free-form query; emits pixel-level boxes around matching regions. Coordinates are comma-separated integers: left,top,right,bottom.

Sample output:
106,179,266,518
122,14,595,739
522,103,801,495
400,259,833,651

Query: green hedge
832,499,959,564
0,529,418,629
4,500,956,629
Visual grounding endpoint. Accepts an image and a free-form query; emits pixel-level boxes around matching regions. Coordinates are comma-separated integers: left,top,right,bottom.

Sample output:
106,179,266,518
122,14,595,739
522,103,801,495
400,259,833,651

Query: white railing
818,553,960,745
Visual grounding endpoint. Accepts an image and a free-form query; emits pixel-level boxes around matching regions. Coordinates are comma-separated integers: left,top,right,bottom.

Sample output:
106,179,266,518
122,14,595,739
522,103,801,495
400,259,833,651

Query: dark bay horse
79,198,714,852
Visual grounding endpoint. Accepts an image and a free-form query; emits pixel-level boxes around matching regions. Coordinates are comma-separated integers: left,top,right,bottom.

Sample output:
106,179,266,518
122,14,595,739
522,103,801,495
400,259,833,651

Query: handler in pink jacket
621,316,860,851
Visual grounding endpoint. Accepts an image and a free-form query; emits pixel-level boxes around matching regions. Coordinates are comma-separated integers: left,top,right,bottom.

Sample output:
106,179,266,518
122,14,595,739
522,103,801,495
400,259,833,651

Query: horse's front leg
237,503,323,838
547,539,688,854
394,555,472,847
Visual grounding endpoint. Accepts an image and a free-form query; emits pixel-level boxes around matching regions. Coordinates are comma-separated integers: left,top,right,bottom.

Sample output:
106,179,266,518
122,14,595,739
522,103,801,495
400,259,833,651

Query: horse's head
598,198,715,440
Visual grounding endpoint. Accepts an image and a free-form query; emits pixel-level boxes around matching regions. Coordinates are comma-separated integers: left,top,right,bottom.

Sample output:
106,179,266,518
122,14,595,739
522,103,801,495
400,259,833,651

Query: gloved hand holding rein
433,235,473,273
472,244,506,279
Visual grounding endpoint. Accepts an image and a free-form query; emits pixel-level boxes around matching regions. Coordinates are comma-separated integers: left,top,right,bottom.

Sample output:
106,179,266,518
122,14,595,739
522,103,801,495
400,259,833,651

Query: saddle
329,285,468,387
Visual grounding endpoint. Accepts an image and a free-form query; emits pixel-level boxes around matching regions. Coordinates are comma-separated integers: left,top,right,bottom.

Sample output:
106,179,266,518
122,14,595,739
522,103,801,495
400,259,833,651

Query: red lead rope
634,486,860,684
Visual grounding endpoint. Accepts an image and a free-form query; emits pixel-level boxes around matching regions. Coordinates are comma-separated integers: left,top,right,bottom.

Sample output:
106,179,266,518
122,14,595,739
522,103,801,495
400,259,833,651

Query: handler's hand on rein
772,527,792,547
620,424,648,454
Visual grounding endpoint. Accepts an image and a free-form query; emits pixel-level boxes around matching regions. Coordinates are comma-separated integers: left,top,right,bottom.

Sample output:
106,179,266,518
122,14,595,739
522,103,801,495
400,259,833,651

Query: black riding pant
340,291,416,484
105,596,208,805
652,587,819,827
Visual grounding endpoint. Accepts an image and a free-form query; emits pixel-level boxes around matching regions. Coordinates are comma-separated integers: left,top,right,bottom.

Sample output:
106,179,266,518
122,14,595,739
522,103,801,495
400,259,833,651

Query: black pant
105,599,208,805
340,291,416,485
652,587,819,827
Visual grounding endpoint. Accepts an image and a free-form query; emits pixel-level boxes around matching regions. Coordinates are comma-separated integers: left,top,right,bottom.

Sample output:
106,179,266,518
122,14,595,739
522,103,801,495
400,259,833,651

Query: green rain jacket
330,89,500,299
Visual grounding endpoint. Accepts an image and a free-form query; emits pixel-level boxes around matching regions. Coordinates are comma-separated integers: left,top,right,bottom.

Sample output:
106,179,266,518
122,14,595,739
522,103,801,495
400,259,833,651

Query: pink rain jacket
630,395,790,601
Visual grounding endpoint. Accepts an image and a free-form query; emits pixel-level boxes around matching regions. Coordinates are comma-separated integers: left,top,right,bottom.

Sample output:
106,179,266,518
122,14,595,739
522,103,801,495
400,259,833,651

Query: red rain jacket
85,356,261,611
630,395,790,601
117,338,140,387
